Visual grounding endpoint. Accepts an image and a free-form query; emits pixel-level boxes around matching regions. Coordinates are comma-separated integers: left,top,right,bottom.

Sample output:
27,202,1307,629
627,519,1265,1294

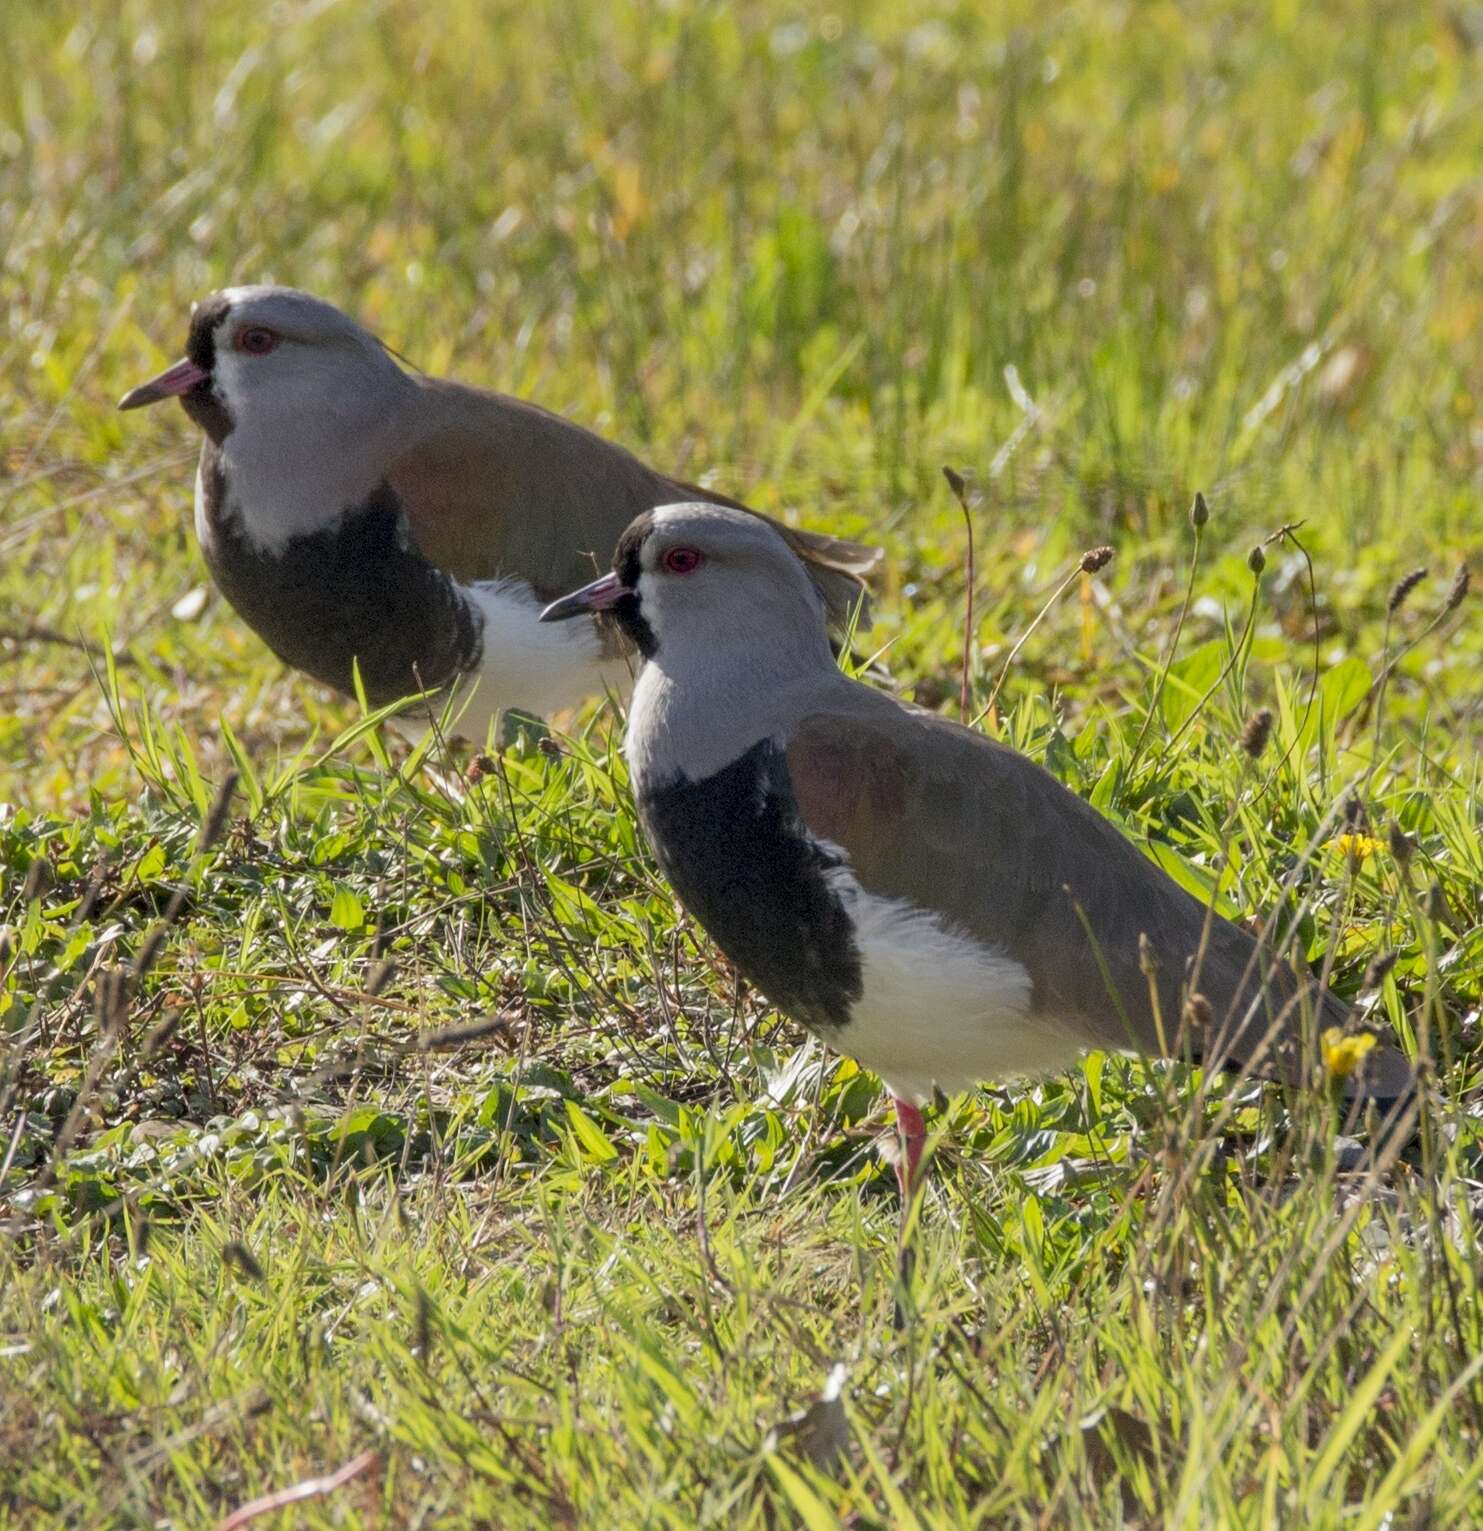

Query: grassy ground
2,1,1481,1524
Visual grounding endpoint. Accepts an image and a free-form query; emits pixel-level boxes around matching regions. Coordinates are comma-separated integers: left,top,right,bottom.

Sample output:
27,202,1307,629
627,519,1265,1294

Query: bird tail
1193,939,1414,1112
1312,983,1416,1109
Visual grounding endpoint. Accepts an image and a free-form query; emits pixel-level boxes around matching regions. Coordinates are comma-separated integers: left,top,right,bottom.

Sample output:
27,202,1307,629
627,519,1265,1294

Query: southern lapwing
118,287,877,740
541,503,1413,1196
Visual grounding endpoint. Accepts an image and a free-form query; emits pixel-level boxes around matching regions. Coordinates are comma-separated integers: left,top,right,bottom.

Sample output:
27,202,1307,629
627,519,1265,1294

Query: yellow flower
1322,1027,1377,1081
1329,833,1383,862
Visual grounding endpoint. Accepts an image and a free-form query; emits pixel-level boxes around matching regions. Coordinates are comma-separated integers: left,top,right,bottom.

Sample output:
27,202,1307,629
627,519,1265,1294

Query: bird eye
661,547,705,575
234,327,279,356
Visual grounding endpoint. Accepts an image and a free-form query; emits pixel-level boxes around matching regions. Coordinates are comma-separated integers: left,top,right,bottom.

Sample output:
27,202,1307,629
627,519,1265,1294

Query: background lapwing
542,503,1414,1196
119,287,878,740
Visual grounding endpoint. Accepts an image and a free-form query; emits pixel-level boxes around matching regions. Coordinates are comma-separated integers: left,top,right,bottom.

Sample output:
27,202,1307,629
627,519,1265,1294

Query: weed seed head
1387,567,1427,615
1138,931,1160,975
1183,993,1214,1031
1240,708,1273,758
1387,821,1414,867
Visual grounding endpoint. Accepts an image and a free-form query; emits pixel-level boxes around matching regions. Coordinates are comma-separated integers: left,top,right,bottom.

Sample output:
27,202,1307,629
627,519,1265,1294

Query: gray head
542,503,842,780
119,286,419,550
118,285,412,448
542,503,834,662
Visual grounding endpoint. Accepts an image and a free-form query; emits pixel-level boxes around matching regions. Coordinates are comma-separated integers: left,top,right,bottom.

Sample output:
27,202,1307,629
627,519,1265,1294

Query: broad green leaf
1319,654,1372,723
1160,640,1224,730
328,886,365,931
564,1101,618,1164
1140,840,1241,921
767,1458,839,1531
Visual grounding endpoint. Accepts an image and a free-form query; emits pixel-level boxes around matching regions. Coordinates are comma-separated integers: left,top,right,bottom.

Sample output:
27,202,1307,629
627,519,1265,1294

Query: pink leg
894,1097,927,1198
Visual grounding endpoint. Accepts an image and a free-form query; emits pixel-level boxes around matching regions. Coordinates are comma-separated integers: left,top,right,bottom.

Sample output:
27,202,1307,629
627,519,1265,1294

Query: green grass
2,1,1481,1524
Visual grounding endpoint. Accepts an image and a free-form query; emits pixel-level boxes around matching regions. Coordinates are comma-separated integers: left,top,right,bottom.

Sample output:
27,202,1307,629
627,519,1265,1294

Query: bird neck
626,646,842,790
208,368,417,556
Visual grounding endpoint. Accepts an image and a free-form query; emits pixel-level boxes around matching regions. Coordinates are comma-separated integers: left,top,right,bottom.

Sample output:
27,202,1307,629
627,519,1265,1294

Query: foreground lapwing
118,287,877,739
542,504,1413,1197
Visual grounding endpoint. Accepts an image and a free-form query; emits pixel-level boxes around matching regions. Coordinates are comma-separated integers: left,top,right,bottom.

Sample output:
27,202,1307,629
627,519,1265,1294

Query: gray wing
784,700,1410,1097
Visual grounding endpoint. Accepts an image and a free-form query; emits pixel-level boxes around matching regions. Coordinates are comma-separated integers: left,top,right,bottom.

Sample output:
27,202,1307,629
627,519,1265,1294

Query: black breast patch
637,738,862,1033
199,454,483,706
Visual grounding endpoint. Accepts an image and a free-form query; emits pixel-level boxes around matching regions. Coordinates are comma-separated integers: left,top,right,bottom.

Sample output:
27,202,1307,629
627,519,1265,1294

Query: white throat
626,661,844,789
206,350,416,556
622,563,842,788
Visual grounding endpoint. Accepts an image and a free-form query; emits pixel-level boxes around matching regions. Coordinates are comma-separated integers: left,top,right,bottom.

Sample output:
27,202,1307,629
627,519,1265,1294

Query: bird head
119,285,408,448
541,502,836,670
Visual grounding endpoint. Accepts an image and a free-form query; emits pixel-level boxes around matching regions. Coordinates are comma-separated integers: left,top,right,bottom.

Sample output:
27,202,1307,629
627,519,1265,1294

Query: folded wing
784,699,1410,1099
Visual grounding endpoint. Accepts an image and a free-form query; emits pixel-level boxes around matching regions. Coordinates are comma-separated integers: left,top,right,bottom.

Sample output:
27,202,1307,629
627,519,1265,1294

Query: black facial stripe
178,295,235,442
186,295,231,374
610,510,658,657
613,511,655,588
181,389,233,444
637,738,862,1034
608,593,656,659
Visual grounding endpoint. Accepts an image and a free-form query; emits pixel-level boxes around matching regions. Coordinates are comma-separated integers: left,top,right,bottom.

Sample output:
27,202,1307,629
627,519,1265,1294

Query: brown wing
388,378,876,627
388,380,679,596
784,701,1410,1097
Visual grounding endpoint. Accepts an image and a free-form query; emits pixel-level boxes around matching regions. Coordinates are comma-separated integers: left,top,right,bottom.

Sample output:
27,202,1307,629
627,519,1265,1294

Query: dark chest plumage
198,448,482,706
637,738,862,1032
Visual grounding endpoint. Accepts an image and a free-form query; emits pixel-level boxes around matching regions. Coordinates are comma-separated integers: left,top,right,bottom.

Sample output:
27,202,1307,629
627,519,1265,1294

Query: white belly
821,870,1085,1104
441,579,631,742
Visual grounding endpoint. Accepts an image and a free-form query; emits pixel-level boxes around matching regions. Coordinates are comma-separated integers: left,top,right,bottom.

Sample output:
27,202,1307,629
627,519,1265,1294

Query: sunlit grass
2,1,1480,1525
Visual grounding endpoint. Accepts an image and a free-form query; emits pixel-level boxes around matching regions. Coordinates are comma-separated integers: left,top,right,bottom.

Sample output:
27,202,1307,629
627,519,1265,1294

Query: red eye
234,327,279,355
661,547,705,575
